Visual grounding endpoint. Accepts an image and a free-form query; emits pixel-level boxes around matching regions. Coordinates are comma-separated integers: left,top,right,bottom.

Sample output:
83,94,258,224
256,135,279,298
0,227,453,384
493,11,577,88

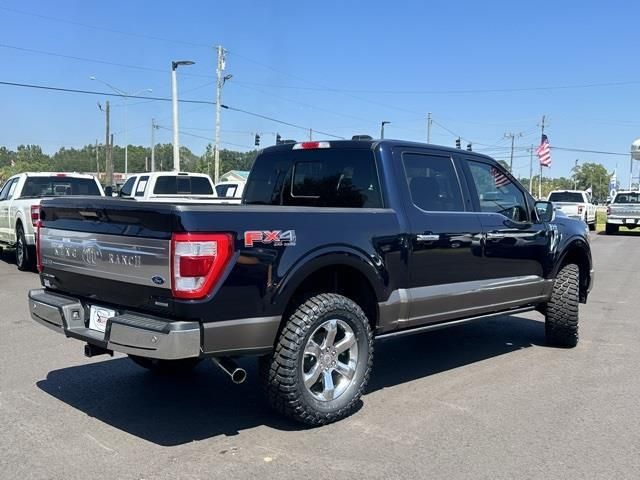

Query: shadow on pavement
37,314,544,446
0,247,17,265
596,229,640,236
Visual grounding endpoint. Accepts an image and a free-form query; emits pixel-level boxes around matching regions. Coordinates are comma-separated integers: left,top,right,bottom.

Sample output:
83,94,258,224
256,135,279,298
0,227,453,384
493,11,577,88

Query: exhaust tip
231,368,247,384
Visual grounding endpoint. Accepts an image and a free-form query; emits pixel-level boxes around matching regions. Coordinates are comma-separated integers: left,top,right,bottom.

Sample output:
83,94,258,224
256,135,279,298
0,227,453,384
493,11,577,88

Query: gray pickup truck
606,191,640,234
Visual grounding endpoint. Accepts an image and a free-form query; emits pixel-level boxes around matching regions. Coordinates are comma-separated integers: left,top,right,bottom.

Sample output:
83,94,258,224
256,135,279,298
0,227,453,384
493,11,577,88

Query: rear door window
401,153,464,211
135,176,149,197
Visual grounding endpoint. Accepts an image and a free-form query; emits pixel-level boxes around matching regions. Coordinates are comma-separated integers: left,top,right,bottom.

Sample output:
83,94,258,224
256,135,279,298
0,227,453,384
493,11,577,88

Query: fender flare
552,237,591,278
272,245,388,312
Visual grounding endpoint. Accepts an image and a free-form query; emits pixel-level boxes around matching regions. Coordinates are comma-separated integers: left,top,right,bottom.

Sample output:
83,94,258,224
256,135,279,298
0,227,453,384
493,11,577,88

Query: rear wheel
260,293,373,425
605,223,618,235
128,355,202,374
545,263,580,348
15,225,33,271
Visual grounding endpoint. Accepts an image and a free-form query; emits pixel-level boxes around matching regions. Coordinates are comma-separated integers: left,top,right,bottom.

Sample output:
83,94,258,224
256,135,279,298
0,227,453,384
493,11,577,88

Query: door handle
486,232,506,239
416,234,440,242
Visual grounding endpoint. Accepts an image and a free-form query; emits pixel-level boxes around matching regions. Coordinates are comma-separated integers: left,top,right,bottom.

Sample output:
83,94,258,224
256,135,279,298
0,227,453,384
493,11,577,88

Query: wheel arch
273,247,387,332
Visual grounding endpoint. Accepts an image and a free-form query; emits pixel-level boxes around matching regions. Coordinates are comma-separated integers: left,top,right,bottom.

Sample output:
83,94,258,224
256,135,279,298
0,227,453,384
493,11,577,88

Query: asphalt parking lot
1,231,639,480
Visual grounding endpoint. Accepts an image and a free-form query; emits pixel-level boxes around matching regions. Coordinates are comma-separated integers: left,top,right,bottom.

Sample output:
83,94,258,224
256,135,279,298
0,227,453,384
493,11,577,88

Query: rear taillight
292,141,330,150
31,205,40,228
36,220,43,273
607,206,611,215
577,206,584,214
171,233,233,299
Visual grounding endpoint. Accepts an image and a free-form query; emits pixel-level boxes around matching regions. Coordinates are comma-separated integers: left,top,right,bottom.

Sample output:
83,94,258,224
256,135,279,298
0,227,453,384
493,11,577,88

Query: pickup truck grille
609,206,640,217
39,227,171,289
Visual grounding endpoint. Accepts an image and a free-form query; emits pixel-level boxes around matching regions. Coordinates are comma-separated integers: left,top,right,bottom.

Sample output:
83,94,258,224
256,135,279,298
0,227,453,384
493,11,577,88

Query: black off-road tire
128,355,202,374
260,293,373,426
545,263,580,348
15,225,34,271
605,223,618,235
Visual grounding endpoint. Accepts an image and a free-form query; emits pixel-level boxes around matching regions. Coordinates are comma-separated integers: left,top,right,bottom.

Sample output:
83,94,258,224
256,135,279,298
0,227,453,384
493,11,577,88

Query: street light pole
171,60,195,172
214,46,230,184
381,121,390,139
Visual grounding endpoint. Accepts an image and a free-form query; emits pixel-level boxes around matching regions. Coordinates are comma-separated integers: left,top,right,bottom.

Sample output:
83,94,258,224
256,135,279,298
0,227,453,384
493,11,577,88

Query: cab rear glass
244,149,382,208
20,177,101,197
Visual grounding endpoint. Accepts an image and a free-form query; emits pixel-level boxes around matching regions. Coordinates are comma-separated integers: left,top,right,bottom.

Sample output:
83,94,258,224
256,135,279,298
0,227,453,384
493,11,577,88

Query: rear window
243,149,382,208
548,192,583,203
20,176,101,197
153,176,213,195
614,192,640,203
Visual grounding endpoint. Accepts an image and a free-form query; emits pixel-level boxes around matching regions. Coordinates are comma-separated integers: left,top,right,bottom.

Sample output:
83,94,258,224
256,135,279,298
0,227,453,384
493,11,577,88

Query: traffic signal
466,142,472,151
276,133,282,145
254,133,260,146
455,137,461,149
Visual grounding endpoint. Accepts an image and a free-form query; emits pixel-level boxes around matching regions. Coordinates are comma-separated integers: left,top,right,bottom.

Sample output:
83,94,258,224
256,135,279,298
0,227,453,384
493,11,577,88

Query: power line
0,79,345,141
0,80,216,104
550,146,629,156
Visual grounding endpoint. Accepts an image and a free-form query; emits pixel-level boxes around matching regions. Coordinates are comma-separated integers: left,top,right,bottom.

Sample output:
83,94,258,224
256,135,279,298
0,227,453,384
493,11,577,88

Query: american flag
537,134,551,167
491,167,510,188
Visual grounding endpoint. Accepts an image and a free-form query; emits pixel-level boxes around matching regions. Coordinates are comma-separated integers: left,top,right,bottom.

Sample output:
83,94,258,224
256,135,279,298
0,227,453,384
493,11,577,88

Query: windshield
20,176,101,197
548,192,584,203
613,192,640,203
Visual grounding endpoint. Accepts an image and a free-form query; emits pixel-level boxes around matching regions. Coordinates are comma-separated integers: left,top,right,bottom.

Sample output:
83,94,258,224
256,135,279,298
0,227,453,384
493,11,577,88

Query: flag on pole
537,134,551,167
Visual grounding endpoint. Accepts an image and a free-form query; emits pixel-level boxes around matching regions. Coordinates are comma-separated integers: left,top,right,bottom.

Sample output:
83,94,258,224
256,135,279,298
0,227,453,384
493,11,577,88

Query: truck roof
260,139,497,162
17,172,98,179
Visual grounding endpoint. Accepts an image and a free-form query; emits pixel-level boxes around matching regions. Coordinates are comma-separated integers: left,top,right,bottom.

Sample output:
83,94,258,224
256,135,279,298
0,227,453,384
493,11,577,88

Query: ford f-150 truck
28,140,594,425
606,190,640,234
547,189,596,230
0,172,104,270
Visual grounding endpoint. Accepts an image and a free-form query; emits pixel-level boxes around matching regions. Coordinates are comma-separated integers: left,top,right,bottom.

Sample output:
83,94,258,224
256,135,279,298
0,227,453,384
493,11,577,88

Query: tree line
0,144,258,183
1,144,612,201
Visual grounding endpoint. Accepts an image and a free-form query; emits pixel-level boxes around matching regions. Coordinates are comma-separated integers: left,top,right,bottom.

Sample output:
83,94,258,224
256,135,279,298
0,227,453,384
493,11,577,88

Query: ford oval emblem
151,275,165,285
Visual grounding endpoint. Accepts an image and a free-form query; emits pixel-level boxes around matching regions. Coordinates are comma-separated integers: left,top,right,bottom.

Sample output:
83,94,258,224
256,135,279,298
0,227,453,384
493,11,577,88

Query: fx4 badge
244,230,297,247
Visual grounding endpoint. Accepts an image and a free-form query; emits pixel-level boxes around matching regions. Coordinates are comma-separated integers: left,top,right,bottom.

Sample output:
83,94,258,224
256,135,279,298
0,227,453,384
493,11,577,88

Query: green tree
573,162,609,201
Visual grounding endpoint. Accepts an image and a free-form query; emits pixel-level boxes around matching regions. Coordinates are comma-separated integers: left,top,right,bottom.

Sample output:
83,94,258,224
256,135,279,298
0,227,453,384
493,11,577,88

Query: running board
375,306,536,340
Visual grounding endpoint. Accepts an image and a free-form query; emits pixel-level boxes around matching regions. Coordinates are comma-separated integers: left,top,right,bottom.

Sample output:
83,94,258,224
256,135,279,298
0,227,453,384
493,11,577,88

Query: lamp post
90,76,151,177
171,60,195,172
380,121,390,139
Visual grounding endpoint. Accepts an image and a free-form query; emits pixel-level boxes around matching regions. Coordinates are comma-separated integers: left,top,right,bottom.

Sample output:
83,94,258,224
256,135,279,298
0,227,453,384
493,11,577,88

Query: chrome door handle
486,232,506,239
416,234,440,242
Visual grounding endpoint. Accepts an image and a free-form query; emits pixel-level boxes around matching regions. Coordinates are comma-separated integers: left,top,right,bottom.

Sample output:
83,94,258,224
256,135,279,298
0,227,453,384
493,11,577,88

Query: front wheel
545,263,580,347
260,293,373,425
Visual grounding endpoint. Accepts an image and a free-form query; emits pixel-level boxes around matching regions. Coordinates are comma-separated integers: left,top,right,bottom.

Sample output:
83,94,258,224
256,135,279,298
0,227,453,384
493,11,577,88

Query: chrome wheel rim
16,235,24,266
302,318,358,402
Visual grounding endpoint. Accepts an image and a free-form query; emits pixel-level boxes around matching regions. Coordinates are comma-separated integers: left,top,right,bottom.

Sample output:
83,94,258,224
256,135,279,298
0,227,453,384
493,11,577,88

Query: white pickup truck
547,190,596,230
119,172,242,204
0,172,104,269
606,191,640,234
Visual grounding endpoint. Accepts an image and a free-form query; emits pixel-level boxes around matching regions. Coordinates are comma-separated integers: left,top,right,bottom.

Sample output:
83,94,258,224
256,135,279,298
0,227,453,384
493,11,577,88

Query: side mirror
535,200,555,223
104,185,113,197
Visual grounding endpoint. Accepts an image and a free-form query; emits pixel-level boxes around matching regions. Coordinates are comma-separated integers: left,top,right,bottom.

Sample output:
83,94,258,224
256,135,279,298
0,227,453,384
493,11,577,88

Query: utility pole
309,128,313,141
427,112,432,143
573,159,579,189
171,60,195,172
95,139,100,180
105,100,113,188
529,144,533,194
150,118,157,172
538,115,546,199
214,45,228,184
504,131,523,173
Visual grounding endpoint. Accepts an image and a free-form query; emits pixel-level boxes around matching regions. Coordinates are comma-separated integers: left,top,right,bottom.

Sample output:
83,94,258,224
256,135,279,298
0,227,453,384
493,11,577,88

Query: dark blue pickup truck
28,139,594,425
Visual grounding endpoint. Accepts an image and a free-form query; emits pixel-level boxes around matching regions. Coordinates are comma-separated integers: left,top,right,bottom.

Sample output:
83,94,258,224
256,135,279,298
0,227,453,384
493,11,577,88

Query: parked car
547,190,596,230
29,140,593,425
0,172,104,270
605,190,640,234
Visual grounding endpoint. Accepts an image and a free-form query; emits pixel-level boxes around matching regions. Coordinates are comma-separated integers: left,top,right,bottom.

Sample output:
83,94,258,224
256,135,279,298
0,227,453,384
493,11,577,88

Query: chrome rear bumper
28,289,201,360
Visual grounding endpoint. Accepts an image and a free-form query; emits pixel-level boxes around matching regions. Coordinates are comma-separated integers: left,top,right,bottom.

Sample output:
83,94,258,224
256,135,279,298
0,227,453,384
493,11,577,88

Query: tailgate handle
79,210,101,219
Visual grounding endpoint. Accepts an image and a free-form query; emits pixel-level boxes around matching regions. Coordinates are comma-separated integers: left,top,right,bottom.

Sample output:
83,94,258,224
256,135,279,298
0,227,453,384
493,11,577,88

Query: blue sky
1,0,639,182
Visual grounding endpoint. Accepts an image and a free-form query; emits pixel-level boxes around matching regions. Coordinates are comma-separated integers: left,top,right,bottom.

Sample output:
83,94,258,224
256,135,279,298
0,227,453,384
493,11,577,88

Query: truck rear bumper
28,289,201,360
606,217,640,225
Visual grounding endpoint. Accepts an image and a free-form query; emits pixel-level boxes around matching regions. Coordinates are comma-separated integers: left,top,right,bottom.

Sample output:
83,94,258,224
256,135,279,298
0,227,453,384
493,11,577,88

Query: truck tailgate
39,197,179,310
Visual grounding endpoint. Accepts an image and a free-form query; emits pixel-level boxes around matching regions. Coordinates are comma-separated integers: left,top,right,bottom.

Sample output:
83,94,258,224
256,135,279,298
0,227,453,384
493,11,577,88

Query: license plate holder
625,219,637,224
89,305,116,333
